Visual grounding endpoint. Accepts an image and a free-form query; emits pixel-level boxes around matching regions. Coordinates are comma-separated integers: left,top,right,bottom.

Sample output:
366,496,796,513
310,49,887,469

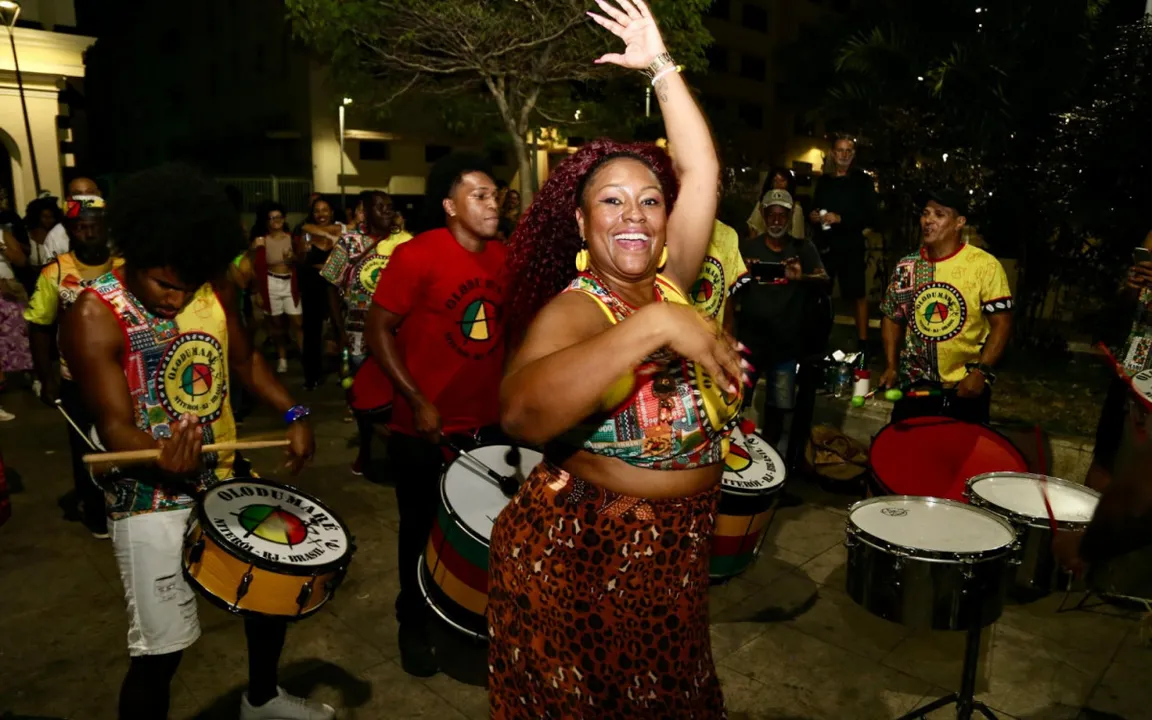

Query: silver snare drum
966,472,1099,592
846,496,1017,630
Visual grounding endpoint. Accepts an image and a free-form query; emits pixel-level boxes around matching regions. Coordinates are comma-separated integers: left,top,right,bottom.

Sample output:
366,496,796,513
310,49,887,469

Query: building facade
0,0,94,211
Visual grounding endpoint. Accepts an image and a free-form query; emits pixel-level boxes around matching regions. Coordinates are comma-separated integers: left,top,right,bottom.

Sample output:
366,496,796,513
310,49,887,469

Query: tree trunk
510,131,535,210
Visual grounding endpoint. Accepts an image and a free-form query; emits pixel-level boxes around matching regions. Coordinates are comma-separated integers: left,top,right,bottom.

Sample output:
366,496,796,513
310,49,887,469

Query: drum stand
895,622,998,720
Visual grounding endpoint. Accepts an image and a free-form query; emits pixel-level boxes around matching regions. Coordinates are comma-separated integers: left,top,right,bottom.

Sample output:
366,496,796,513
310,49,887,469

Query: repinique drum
846,496,1017,630
711,428,786,579
966,472,1099,592
183,478,354,618
419,445,542,639
869,417,1028,501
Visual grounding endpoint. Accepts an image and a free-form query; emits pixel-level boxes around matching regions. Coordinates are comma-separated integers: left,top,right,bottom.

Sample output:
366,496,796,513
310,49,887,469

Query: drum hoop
720,479,785,496
196,476,356,576
966,472,1099,530
416,553,486,641
847,494,1017,562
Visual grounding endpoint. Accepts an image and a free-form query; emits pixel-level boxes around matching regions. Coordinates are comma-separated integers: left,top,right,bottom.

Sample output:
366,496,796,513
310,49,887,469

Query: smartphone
750,261,786,282
1135,247,1152,264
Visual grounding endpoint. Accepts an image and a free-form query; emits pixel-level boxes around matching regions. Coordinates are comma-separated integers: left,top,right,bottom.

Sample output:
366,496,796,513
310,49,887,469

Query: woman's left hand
588,0,668,70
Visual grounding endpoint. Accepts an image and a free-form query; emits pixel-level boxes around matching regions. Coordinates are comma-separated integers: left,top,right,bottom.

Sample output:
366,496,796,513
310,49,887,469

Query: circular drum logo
356,252,390,296
157,332,227,421
912,282,966,342
690,257,725,320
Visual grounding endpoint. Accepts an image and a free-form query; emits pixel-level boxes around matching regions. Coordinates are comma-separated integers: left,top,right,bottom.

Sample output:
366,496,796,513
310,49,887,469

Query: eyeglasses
269,214,284,221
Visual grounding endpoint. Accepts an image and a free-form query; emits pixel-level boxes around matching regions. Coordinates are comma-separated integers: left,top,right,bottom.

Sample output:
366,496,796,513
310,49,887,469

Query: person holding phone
737,189,828,443
1086,231,1152,491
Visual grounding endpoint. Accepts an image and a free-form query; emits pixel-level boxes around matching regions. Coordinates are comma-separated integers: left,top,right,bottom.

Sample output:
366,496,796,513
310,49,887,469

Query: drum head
722,428,785,496
969,473,1098,524
871,417,1028,501
443,445,542,541
200,479,352,574
850,496,1016,556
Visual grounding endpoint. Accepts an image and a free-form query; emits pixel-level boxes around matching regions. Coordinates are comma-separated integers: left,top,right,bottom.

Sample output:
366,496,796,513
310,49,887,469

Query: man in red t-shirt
365,153,506,676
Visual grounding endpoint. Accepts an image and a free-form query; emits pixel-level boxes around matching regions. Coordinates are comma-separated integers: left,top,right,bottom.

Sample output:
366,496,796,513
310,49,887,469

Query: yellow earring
658,246,668,269
575,246,590,272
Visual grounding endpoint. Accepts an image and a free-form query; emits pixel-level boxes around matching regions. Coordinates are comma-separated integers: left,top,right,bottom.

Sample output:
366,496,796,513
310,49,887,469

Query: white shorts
111,509,202,656
267,274,301,316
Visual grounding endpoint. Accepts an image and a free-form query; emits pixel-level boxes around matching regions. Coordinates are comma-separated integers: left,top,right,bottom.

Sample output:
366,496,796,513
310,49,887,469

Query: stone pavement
0,378,1148,719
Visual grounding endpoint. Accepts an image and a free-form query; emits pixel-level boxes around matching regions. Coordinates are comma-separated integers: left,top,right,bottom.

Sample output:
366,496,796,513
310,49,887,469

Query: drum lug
187,537,205,566
231,565,254,611
295,579,314,616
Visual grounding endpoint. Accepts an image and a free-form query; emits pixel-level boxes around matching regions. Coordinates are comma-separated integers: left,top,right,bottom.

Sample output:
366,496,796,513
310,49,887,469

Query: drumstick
54,399,99,451
443,441,519,497
83,439,290,465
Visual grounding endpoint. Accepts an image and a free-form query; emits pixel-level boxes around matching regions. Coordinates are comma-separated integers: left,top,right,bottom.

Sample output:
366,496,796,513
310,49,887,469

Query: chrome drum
966,472,1099,593
846,496,1017,630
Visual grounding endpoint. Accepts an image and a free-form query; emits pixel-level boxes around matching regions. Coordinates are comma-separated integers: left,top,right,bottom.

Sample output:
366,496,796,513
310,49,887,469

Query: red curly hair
504,138,679,344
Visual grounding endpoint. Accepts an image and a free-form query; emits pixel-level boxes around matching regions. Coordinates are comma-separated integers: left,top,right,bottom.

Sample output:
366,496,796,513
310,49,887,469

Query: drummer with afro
59,163,331,720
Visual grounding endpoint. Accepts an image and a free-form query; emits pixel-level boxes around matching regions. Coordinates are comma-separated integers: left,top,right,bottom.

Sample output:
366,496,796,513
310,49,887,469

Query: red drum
869,417,1027,501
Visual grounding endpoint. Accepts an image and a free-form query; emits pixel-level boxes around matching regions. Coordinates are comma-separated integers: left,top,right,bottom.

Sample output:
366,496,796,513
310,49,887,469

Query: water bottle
835,362,852,398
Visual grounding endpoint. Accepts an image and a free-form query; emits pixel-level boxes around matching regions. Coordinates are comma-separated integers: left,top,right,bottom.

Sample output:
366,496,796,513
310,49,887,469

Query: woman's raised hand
588,0,668,70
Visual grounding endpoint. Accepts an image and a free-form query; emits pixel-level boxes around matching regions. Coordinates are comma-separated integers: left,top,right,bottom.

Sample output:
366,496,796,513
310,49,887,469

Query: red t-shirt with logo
371,228,507,435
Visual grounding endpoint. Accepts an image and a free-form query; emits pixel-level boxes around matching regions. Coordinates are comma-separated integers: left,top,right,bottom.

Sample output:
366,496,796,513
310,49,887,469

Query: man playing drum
878,189,1013,424
59,165,329,720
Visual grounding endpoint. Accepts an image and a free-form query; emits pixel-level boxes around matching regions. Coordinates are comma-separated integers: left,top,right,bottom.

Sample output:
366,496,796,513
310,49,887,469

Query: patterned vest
90,271,236,519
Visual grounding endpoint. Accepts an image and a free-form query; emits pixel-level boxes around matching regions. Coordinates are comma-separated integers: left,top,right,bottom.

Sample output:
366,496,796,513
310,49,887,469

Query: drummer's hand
957,370,986,399
156,414,202,476
284,421,315,475
1053,529,1086,577
1128,262,1152,290
878,367,899,391
413,397,442,444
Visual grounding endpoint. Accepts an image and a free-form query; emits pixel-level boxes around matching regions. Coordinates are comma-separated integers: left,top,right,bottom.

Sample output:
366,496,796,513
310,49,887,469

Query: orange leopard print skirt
487,462,726,719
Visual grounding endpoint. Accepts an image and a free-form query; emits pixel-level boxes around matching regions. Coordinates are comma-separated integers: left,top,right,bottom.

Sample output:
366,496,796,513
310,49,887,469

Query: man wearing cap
878,190,1013,423
24,193,119,537
738,189,828,447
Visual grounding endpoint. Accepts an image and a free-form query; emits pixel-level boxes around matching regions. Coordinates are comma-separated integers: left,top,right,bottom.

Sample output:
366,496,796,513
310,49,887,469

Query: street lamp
339,97,352,217
0,1,39,196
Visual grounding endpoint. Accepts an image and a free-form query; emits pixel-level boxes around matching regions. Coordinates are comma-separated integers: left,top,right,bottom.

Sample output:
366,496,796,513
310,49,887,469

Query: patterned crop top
560,272,743,470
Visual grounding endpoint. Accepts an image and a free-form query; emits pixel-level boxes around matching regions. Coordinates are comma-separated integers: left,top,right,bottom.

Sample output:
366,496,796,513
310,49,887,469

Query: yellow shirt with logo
24,253,123,380
690,221,750,325
880,243,1012,384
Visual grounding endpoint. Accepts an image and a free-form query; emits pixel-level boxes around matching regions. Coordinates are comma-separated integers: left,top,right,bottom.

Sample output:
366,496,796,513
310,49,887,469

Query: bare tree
286,0,711,206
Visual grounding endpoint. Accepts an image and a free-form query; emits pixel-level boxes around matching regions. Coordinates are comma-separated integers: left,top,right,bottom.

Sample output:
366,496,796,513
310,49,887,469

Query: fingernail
742,360,756,371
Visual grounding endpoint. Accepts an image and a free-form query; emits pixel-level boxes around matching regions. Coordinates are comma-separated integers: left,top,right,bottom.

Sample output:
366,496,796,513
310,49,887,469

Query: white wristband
651,65,681,86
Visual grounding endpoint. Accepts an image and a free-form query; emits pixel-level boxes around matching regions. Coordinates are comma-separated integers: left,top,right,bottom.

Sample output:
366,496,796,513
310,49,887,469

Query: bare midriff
559,449,722,500
264,233,294,275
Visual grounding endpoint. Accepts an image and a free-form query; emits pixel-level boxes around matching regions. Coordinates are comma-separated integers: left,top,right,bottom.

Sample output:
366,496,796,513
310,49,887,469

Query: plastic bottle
835,362,852,398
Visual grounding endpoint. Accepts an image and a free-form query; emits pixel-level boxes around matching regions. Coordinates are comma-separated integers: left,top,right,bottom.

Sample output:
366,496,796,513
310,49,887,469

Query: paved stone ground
0,368,1149,719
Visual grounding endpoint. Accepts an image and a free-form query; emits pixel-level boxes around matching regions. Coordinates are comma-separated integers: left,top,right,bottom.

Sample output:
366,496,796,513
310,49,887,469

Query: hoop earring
575,245,590,272
658,246,668,269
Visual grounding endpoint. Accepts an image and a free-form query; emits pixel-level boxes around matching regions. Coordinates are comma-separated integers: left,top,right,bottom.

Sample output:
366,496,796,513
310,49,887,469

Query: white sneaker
0,407,14,422
277,358,288,374
240,687,335,720
31,379,41,396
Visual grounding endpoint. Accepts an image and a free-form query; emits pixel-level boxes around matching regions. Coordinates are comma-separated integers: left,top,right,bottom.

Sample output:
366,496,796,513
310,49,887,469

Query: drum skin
184,522,341,617
869,417,1028,502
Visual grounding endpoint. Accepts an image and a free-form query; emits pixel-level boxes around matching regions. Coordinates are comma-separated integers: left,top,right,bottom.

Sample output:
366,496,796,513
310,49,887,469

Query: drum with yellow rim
710,427,786,579
183,477,355,618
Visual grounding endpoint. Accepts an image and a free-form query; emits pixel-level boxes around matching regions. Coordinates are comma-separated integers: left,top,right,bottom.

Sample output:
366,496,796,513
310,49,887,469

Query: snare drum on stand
183,478,355,618
419,445,542,640
710,428,786,580
966,472,1099,593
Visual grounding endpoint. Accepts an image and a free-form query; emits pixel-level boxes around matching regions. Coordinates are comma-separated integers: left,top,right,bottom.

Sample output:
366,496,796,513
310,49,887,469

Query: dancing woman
489,1,748,717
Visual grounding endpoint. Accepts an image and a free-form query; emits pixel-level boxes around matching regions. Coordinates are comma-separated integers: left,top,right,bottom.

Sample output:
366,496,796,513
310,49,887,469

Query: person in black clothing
810,136,878,354
739,189,830,457
294,197,345,390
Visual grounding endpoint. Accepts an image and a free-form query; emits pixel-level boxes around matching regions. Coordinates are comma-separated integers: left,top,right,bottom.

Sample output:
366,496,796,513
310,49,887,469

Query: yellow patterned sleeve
23,270,58,325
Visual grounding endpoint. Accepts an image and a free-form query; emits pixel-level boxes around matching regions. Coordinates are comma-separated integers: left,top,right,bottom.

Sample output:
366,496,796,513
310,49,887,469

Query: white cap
761,189,793,210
